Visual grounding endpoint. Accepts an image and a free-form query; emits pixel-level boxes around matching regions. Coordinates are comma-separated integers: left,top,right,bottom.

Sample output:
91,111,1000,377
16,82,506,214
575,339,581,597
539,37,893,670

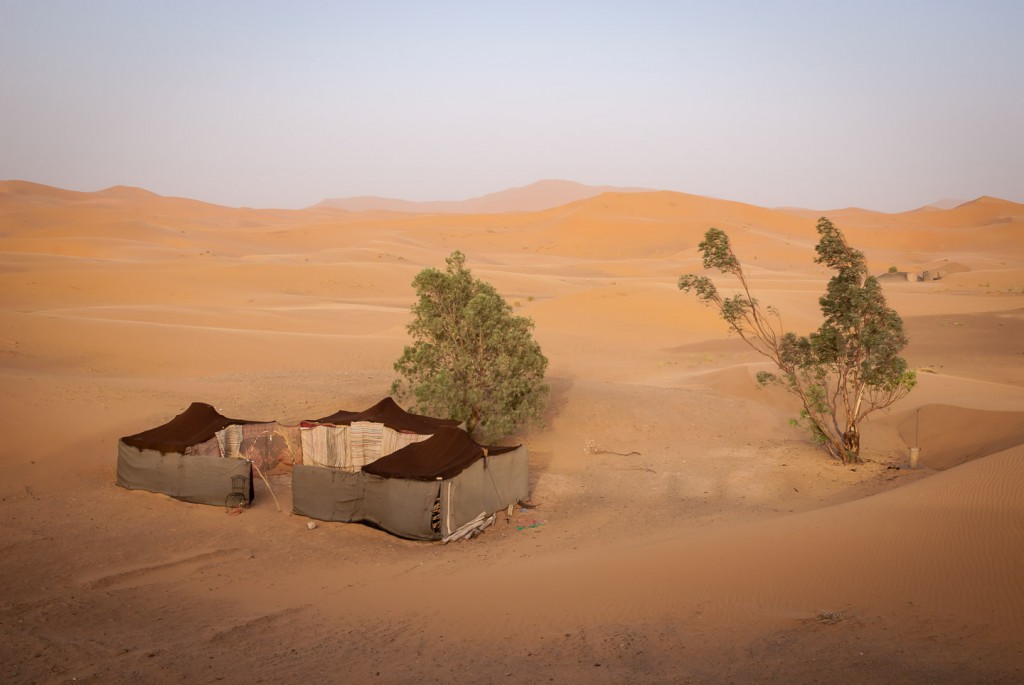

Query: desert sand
1,179,1023,683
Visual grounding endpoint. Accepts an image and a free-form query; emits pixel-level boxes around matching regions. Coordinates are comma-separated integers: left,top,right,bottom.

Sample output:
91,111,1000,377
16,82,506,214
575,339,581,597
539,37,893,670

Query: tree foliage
392,251,549,443
678,218,916,463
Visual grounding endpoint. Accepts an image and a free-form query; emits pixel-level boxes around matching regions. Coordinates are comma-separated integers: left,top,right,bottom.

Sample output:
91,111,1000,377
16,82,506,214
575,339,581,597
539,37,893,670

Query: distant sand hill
313,178,654,213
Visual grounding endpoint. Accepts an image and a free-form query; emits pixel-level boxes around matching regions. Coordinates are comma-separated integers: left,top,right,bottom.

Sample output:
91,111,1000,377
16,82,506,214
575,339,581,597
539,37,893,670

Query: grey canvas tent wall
292,426,529,540
117,402,260,507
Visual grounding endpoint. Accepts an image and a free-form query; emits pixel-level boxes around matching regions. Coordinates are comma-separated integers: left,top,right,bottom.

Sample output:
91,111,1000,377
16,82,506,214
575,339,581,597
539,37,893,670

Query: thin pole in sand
909,407,921,468
251,461,282,512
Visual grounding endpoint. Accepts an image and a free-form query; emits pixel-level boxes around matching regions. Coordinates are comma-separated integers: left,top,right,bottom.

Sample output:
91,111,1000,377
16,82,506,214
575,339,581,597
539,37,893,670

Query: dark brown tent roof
362,426,518,481
309,397,460,434
120,402,259,454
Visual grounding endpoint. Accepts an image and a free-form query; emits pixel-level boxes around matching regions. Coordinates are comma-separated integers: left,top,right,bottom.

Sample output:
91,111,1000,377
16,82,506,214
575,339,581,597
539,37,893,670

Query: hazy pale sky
1,1,1021,211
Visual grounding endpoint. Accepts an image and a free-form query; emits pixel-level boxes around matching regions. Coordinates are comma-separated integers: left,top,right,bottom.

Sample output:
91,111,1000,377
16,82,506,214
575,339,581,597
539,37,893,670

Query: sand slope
1,181,1023,683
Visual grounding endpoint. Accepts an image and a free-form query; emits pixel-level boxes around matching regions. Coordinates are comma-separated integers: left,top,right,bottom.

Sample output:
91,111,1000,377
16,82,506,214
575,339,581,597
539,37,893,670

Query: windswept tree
678,218,916,463
392,251,549,443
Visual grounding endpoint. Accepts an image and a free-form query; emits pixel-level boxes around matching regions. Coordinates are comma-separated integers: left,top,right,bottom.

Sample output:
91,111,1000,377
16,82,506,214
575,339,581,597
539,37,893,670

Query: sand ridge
1,181,1023,683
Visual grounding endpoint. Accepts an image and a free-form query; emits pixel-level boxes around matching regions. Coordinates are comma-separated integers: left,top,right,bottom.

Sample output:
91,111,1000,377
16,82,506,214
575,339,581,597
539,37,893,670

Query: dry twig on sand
583,438,641,457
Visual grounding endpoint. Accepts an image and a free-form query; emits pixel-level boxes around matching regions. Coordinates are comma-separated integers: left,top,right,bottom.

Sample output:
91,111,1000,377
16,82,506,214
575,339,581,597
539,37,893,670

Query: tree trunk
842,425,861,464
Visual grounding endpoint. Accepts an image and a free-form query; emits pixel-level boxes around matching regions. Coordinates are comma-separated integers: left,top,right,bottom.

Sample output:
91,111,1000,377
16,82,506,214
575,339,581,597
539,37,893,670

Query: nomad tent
117,398,530,540
298,397,461,471
292,425,529,541
116,402,301,507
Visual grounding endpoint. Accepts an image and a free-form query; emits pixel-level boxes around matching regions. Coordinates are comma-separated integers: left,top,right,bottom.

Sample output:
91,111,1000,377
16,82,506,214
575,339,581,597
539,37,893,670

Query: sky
1,1,1022,211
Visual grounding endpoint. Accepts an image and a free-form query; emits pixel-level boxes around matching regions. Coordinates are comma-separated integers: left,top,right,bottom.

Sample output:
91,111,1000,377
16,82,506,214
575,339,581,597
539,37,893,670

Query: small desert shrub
816,610,847,625
392,251,549,442
679,218,916,464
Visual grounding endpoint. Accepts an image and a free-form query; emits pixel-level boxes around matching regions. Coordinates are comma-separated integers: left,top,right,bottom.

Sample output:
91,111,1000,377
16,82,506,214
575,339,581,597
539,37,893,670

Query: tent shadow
520,376,574,496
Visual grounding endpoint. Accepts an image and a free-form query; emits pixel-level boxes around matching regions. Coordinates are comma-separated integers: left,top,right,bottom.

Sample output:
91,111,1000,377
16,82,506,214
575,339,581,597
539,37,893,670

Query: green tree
392,251,549,442
678,218,916,464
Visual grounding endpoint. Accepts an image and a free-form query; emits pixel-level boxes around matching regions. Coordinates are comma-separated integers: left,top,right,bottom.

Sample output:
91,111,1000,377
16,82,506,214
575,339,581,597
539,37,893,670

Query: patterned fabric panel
185,435,222,457
216,424,243,460
300,424,351,469
348,421,384,469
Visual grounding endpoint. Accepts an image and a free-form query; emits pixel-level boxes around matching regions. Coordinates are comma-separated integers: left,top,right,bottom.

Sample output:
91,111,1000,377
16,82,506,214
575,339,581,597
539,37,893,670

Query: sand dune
896,405,1024,469
2,181,1023,683
313,178,654,213
406,442,1024,637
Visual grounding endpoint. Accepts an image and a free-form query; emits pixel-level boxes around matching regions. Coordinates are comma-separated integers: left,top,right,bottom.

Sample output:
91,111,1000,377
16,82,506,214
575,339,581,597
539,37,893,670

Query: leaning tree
392,250,549,443
678,218,916,463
